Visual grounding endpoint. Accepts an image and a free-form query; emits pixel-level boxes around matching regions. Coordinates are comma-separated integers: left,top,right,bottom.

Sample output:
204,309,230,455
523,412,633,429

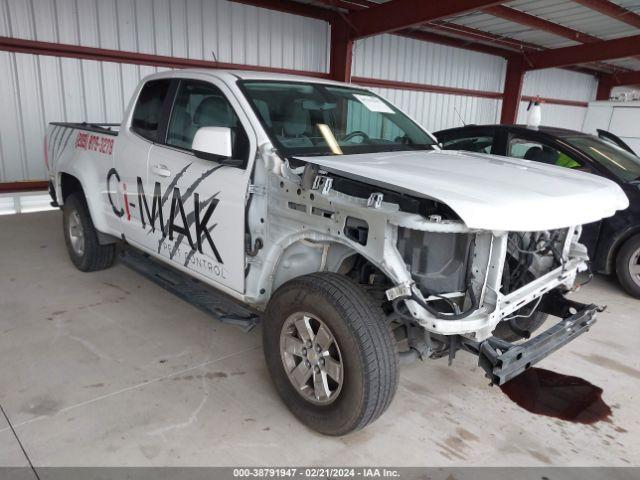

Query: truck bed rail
50,122,120,136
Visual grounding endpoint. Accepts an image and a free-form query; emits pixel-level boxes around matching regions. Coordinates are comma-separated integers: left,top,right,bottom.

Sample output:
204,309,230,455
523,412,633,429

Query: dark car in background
435,124,640,298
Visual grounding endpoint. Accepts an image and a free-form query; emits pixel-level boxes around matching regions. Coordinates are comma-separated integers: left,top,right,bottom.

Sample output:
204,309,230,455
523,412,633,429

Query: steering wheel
341,130,370,143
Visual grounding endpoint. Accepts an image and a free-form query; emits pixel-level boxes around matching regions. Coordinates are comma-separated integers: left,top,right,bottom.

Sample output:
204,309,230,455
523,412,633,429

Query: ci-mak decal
107,164,226,279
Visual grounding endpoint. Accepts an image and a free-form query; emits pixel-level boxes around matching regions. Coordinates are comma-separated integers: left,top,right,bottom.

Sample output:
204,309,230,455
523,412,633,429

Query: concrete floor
0,210,638,467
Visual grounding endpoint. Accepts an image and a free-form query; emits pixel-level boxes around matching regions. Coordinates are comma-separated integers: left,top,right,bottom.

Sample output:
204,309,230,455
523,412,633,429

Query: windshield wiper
287,151,334,158
297,152,334,157
375,145,433,153
288,144,436,158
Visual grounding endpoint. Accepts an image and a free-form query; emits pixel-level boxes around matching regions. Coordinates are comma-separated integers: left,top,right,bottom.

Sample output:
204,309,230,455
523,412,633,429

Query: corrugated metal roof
605,57,640,69
447,11,579,49
506,0,639,40
290,0,640,72
615,0,640,10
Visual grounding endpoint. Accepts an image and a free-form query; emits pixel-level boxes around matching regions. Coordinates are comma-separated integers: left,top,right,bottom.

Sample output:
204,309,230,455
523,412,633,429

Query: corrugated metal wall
0,0,329,71
366,87,503,133
0,0,329,182
352,34,506,131
352,35,598,133
0,53,170,182
0,0,600,183
517,68,598,130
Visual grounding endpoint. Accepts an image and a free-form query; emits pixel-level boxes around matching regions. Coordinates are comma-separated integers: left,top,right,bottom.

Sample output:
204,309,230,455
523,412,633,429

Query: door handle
151,164,171,177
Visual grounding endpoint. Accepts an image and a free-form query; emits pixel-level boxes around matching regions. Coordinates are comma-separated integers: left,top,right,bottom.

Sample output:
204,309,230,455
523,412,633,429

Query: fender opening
339,254,450,363
60,173,83,202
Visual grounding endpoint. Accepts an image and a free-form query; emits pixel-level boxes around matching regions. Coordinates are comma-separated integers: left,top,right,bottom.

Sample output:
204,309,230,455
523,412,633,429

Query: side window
166,80,249,162
508,136,581,168
131,79,172,142
442,135,494,154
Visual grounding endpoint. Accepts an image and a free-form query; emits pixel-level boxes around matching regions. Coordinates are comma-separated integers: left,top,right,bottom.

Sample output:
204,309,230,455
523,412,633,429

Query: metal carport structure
1,0,640,189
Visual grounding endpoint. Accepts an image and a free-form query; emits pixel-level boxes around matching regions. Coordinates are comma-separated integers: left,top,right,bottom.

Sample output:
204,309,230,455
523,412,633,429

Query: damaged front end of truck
387,218,601,385
244,145,624,385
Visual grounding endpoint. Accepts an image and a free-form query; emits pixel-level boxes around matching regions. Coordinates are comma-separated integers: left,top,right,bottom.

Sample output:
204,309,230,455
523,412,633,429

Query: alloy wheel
68,210,85,257
279,312,343,405
629,247,640,288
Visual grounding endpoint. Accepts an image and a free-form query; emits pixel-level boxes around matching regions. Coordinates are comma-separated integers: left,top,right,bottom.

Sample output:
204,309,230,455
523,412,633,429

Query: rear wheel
263,273,398,435
616,234,640,298
63,192,115,272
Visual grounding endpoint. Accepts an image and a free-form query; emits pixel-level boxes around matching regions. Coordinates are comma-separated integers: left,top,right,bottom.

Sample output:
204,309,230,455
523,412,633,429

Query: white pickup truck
46,69,628,435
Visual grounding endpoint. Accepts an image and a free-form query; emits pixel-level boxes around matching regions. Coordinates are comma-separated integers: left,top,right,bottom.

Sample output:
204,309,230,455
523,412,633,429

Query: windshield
564,135,640,182
240,80,436,157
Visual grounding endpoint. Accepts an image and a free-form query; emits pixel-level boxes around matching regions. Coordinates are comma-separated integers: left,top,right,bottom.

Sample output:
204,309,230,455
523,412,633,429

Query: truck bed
46,122,120,188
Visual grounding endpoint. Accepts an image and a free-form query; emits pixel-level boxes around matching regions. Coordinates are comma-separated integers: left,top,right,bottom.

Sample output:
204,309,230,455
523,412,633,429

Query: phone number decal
75,132,114,155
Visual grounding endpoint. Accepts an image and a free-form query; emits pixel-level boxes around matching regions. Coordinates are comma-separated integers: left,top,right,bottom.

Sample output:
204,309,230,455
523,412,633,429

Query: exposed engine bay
244,145,596,383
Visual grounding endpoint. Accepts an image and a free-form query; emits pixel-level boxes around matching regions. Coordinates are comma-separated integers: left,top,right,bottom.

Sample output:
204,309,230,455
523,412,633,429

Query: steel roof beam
397,28,516,57
522,34,640,69
347,0,504,39
597,69,640,99
230,0,337,21
572,0,640,29
0,35,331,77
482,4,640,67
422,22,620,75
602,70,640,87
427,22,542,53
311,0,373,11
482,5,602,44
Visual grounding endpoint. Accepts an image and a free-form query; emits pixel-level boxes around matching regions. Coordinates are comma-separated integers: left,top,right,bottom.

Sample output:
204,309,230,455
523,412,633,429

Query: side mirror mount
192,127,241,166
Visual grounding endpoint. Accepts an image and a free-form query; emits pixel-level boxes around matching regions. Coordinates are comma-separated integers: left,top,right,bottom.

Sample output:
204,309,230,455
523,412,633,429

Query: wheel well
60,173,83,202
607,227,640,274
270,241,395,296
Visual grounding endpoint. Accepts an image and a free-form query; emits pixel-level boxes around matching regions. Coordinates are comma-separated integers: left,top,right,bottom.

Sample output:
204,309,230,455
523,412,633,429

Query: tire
63,192,115,272
615,234,640,298
493,312,547,342
263,273,399,436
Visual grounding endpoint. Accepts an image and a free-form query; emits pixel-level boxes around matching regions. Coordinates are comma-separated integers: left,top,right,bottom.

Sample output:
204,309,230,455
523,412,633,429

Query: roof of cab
150,68,349,86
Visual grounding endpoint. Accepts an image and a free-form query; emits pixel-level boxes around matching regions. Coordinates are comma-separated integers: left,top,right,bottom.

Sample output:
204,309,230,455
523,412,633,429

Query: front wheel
63,192,115,272
616,234,640,298
263,273,398,436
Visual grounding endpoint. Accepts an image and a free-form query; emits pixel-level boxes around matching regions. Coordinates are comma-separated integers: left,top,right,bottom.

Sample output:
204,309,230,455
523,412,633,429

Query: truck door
113,78,175,248
141,78,254,294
